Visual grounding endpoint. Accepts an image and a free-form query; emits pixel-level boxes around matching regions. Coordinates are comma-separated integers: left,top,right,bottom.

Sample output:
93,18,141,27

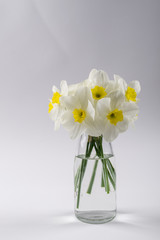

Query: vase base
75,210,116,224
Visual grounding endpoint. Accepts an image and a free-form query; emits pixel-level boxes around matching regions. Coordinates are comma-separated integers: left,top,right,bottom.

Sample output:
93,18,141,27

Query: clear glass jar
74,134,116,224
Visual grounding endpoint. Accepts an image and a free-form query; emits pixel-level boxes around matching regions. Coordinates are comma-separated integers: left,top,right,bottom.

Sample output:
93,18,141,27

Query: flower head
61,87,97,139
86,69,115,103
48,80,68,130
114,75,141,103
95,91,139,142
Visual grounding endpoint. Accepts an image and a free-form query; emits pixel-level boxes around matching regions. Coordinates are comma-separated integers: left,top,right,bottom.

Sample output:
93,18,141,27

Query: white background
0,0,160,239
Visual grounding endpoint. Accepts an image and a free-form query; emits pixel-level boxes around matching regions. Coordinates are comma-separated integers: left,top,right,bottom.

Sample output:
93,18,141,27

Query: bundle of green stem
75,135,116,209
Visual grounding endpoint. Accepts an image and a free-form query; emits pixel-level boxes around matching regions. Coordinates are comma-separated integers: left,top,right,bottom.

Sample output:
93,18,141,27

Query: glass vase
74,134,116,224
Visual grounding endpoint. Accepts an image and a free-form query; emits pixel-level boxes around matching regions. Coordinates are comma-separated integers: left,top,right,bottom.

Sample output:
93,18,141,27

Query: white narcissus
48,69,140,142
85,69,115,103
95,91,139,142
48,80,68,130
61,87,98,139
114,75,141,103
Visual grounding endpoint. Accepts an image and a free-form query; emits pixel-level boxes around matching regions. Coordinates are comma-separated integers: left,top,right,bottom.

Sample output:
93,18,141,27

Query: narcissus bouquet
48,69,140,208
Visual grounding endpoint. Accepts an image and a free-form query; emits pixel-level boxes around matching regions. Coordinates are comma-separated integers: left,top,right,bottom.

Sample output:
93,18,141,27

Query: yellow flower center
125,86,137,102
73,109,86,123
48,102,53,113
107,109,123,125
91,86,107,100
52,92,61,104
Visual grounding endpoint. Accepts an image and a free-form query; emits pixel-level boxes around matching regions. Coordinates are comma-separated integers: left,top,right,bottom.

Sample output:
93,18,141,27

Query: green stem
107,165,116,190
101,170,105,187
76,159,86,208
74,165,81,192
87,137,106,194
96,136,111,193
104,159,110,193
107,158,116,182
76,137,94,209
87,160,98,194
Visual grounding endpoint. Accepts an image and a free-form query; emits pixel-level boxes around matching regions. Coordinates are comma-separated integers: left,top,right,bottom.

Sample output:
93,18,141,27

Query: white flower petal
70,124,85,139
106,80,116,94
76,87,89,110
68,81,88,95
60,80,68,96
68,84,78,96
54,119,61,130
83,78,90,87
103,121,119,142
116,117,129,132
121,102,139,119
114,74,120,82
61,111,75,129
114,75,127,94
88,69,98,80
128,80,141,94
110,91,125,109
86,100,95,119
60,96,80,110
89,118,104,137
94,70,109,87
86,123,101,137
52,85,59,93
49,104,59,121
96,98,111,119
88,69,109,88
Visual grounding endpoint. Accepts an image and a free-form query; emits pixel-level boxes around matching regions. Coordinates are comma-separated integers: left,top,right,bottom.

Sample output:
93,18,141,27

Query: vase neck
77,134,113,158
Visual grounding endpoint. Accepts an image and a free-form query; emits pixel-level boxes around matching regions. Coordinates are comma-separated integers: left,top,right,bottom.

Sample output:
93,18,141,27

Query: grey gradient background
0,0,160,239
